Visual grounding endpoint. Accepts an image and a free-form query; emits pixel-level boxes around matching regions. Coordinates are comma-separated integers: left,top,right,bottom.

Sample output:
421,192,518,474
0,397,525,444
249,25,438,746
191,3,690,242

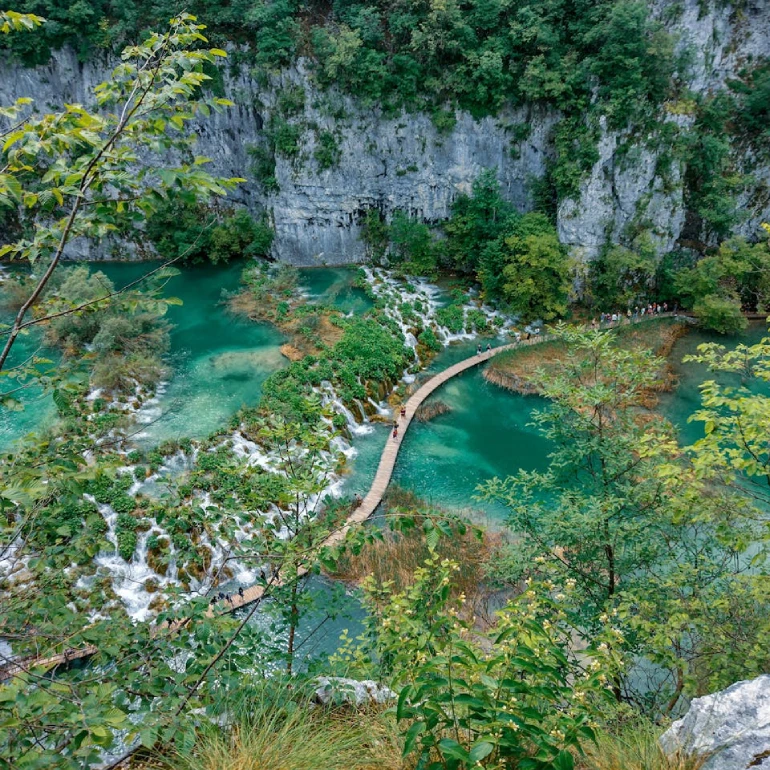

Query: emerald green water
659,322,770,446
99,261,287,446
298,267,373,315
342,324,770,522
340,339,551,522
0,321,57,451
0,263,375,450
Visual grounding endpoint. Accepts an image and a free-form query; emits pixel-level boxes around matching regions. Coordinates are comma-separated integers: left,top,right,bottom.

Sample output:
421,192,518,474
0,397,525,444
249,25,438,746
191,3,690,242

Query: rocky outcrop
660,675,770,770
0,0,769,265
314,676,395,707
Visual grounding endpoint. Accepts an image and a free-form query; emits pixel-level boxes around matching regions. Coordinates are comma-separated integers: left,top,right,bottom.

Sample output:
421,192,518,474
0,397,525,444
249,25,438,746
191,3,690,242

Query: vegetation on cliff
1,9,770,770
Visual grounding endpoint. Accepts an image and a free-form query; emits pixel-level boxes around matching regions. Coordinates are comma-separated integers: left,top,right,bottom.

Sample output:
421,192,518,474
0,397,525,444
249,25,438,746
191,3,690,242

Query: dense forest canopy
0,0,688,123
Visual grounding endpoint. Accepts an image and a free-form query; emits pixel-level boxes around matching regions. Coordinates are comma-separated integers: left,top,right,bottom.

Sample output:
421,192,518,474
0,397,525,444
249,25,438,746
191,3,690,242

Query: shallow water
0,314,57,451
298,266,373,315
98,261,287,446
341,324,770,523
659,322,769,446
340,339,551,522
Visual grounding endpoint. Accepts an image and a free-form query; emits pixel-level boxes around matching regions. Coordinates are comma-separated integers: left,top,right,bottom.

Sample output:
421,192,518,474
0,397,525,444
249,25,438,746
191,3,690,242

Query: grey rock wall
660,675,770,770
0,0,769,265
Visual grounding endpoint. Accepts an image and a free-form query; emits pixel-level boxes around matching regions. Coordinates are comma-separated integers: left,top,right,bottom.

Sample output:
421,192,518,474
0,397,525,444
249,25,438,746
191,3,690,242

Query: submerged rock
659,675,770,770
314,677,396,707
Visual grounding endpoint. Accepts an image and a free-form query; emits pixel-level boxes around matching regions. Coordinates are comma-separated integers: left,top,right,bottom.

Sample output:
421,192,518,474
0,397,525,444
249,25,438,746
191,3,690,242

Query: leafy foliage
480,327,769,712
590,243,657,309
355,555,615,769
675,236,770,332
146,201,274,264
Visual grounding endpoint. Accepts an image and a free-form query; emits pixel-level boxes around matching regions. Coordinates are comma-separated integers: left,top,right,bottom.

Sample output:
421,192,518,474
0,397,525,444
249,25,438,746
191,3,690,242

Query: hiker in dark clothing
238,586,244,599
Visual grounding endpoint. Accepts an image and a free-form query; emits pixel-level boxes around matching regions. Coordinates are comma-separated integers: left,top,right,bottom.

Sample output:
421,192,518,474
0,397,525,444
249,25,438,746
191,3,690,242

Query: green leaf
469,741,495,763
438,738,469,762
402,721,425,757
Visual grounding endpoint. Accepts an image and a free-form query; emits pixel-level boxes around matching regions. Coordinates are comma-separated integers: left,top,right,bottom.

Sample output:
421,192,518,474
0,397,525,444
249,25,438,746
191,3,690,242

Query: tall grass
164,693,405,770
330,487,503,613
580,721,703,770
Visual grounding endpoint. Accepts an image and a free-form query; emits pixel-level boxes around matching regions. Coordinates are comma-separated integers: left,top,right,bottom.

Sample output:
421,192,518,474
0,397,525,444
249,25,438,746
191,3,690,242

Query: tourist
477,344,482,355
486,342,491,354
400,406,406,418
210,597,217,606
238,586,244,599
663,302,668,312
259,569,267,583
392,426,398,441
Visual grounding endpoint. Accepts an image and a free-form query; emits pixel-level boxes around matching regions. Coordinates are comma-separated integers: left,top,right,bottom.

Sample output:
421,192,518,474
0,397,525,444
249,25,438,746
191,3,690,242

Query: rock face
0,0,769,265
659,675,770,770
314,676,395,707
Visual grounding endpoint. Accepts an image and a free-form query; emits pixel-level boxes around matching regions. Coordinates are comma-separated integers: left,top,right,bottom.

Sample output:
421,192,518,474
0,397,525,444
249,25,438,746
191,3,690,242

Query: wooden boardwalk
0,644,98,681
220,313,695,613
2,313,695,675
212,343,519,614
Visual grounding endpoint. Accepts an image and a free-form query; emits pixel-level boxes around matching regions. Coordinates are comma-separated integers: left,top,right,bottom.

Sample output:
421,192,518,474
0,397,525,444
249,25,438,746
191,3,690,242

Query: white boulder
314,676,395,707
660,675,770,769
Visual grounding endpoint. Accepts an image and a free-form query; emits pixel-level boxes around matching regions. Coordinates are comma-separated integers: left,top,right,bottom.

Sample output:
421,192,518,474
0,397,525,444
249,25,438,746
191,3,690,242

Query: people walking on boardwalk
238,586,244,599
392,426,398,440
486,342,491,354
400,406,406,418
477,344,482,355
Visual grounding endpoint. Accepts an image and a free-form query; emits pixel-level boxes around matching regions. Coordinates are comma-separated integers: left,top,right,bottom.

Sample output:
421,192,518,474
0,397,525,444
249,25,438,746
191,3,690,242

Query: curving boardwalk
222,313,695,613
220,342,530,613
3,315,691,679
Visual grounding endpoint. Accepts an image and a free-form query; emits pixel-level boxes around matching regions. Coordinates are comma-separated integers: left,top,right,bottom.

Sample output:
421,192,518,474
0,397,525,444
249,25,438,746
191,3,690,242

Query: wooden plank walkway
0,644,98,681
218,312,694,614
2,313,697,672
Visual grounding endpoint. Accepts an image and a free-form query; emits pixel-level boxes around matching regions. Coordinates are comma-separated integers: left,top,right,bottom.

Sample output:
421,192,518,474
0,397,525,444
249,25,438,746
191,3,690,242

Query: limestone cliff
0,0,768,265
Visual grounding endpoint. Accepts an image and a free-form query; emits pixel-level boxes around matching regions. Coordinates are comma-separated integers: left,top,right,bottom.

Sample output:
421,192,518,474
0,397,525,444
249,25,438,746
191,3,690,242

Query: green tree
479,213,569,319
480,327,768,711
675,236,770,332
388,211,438,277
354,554,616,770
590,243,657,309
0,12,242,376
684,327,770,508
442,169,512,275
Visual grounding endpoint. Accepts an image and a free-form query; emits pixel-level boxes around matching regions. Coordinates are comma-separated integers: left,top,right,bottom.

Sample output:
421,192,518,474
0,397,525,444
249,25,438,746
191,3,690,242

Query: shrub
115,513,138,561
418,327,442,352
435,303,465,334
